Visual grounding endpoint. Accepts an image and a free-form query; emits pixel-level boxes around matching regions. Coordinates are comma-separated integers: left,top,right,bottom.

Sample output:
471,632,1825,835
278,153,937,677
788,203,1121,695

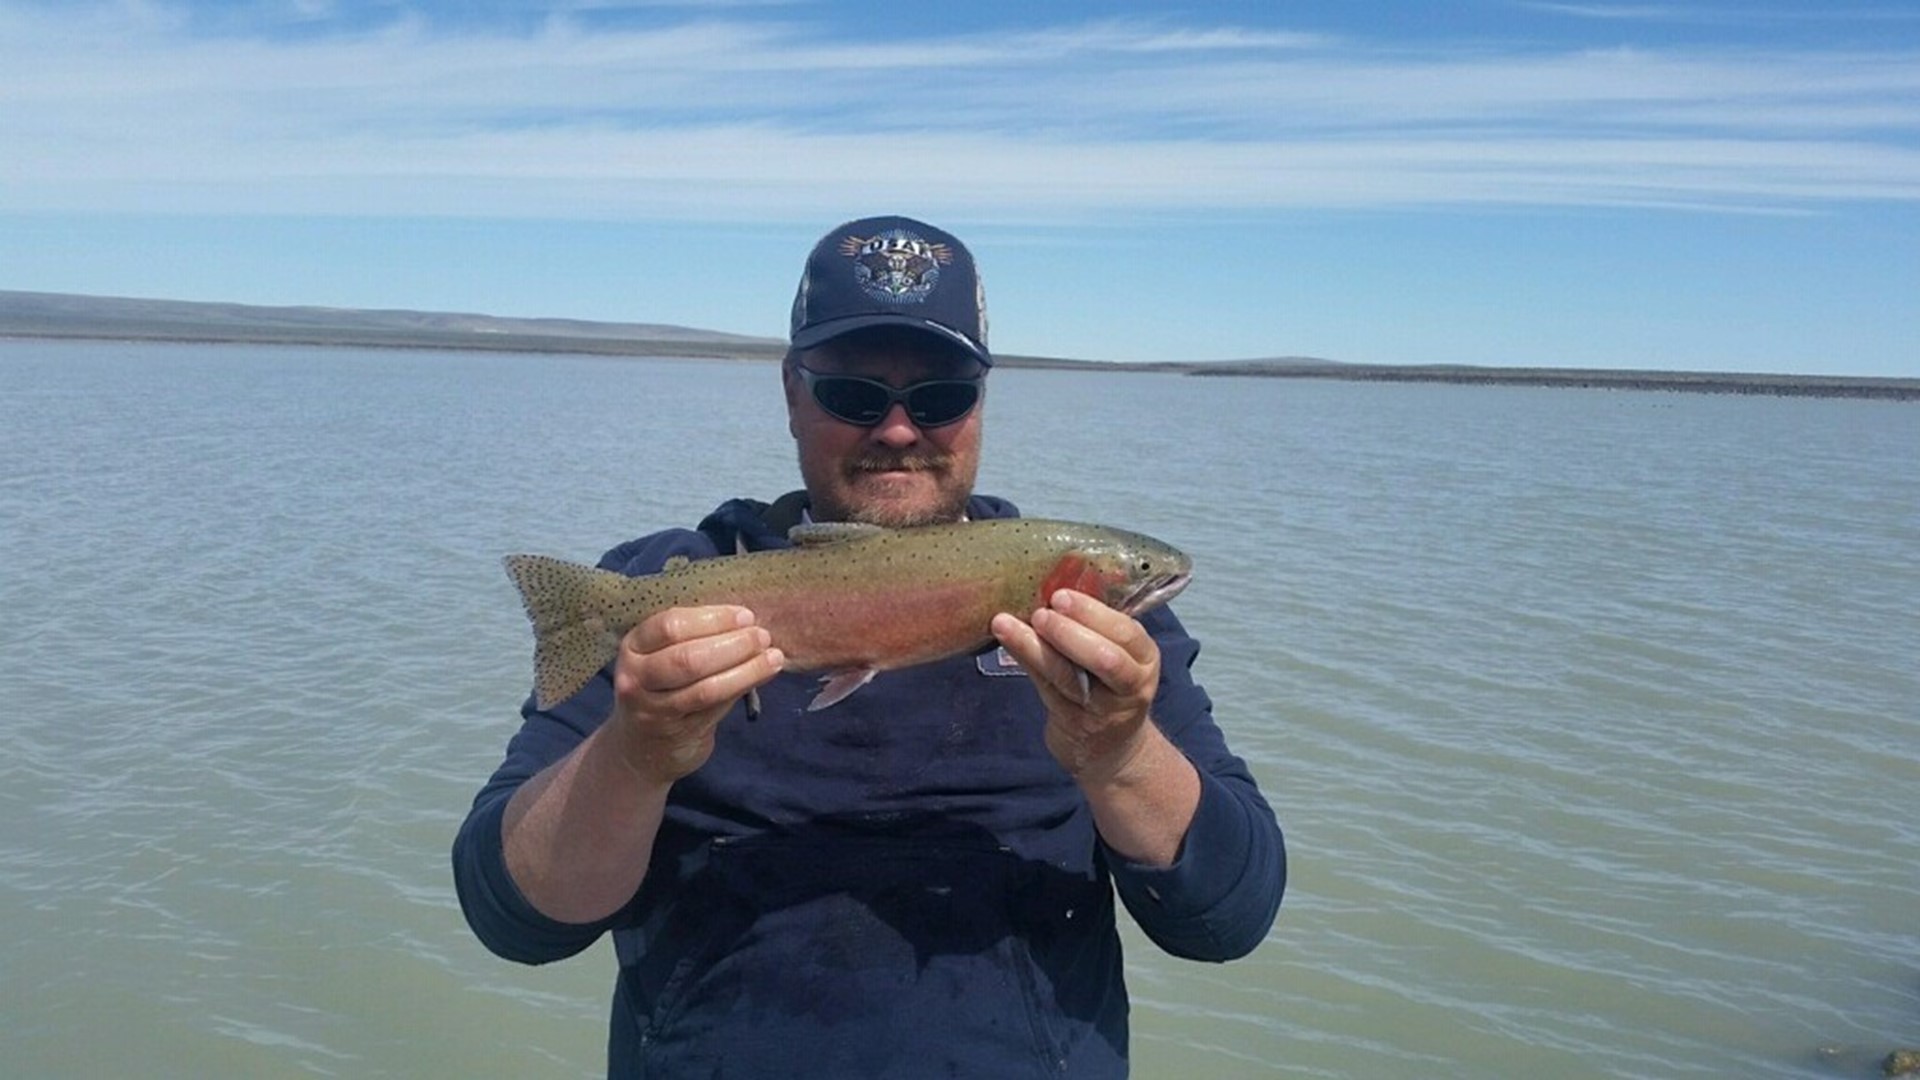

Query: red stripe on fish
1039,554,1113,607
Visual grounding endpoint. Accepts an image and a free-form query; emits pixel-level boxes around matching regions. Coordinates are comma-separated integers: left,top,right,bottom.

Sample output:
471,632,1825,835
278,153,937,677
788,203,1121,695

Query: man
454,216,1285,1077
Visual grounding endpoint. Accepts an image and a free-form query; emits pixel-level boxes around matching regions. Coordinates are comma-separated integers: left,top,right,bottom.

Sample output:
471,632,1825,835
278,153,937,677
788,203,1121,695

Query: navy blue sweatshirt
453,495,1286,1077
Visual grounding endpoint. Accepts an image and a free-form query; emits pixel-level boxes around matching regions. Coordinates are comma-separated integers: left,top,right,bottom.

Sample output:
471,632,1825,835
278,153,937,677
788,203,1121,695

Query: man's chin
838,474,965,528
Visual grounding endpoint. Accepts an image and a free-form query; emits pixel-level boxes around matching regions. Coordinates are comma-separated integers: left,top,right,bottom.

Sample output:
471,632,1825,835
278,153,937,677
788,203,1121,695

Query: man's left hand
993,589,1202,867
991,589,1162,787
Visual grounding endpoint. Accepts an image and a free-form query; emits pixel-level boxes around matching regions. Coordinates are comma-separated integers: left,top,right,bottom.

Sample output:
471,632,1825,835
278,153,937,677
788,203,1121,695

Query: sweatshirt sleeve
452,746,615,965
1103,606,1287,961
450,529,716,964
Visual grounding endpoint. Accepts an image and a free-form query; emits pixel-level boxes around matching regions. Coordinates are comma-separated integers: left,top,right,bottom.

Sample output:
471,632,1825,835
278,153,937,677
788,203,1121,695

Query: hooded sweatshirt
453,494,1286,1078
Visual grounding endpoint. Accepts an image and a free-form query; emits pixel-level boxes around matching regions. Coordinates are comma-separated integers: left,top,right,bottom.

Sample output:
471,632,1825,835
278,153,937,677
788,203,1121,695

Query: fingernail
766,648,786,670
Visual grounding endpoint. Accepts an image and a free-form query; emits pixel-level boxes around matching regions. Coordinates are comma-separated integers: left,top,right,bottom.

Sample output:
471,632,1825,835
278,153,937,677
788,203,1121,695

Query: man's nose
868,402,921,447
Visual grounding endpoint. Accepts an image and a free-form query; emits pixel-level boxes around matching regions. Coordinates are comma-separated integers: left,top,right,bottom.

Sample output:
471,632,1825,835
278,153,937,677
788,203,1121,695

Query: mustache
850,452,947,473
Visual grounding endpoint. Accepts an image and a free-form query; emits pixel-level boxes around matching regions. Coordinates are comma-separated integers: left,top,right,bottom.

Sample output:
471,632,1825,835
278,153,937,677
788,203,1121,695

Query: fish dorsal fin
661,555,692,571
788,522,888,546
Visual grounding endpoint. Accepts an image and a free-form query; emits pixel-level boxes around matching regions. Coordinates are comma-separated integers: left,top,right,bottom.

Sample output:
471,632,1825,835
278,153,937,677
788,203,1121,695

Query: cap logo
839,229,952,305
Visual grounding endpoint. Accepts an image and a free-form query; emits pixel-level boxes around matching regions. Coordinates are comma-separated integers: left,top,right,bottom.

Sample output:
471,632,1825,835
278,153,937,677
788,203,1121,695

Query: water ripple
4,346,1916,1077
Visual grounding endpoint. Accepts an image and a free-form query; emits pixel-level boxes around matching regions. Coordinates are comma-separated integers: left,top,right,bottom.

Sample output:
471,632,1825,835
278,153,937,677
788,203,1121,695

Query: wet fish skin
503,518,1193,712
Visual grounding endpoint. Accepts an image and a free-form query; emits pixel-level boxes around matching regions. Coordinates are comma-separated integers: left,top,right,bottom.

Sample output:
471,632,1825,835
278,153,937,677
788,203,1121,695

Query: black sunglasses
794,364,983,428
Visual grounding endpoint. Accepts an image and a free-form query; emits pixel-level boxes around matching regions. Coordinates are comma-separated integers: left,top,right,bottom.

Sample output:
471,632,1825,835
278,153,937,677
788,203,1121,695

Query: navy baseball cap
789,216,991,367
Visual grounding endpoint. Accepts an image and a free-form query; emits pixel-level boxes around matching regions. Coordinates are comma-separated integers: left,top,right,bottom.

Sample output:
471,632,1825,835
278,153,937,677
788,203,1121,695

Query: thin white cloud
1515,2,1920,24
540,0,803,9
1,2,1916,219
1515,2,1690,19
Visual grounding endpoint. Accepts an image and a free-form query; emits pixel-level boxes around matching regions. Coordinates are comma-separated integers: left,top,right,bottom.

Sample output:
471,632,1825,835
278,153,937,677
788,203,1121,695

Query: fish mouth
1120,572,1191,615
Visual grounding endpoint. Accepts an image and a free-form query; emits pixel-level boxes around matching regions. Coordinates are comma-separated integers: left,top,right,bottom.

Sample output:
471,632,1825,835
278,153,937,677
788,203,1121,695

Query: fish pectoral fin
807,667,879,711
788,522,888,546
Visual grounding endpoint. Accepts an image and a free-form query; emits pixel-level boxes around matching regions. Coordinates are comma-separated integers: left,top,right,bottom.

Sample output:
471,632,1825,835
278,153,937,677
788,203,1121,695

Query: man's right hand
502,605,783,924
609,606,786,785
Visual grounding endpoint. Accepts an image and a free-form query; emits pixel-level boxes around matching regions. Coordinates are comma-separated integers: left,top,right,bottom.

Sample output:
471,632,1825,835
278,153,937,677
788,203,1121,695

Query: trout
504,518,1192,712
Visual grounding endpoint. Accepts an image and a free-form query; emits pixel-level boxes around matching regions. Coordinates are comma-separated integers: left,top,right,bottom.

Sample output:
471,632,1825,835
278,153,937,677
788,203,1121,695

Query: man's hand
501,604,783,923
990,590,1162,785
991,590,1201,867
610,605,786,785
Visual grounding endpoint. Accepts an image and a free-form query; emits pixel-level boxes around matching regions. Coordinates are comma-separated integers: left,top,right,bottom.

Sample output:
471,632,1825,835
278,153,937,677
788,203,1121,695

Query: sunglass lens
815,378,890,425
907,383,979,427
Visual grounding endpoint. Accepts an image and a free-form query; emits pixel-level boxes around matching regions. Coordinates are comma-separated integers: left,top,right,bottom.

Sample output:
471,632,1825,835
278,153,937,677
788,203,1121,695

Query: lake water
2,340,1916,1078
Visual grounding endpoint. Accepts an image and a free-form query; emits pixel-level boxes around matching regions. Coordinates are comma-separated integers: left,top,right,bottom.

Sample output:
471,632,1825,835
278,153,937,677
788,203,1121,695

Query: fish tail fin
503,554,645,710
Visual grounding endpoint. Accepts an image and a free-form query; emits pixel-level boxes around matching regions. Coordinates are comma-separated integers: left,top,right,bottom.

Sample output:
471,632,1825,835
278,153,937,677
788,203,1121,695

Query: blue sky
2,1,1917,376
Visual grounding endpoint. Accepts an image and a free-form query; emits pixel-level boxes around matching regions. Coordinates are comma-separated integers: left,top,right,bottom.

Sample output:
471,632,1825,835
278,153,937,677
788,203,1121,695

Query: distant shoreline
3,289,1914,401
1183,363,1920,401
0,324,791,362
